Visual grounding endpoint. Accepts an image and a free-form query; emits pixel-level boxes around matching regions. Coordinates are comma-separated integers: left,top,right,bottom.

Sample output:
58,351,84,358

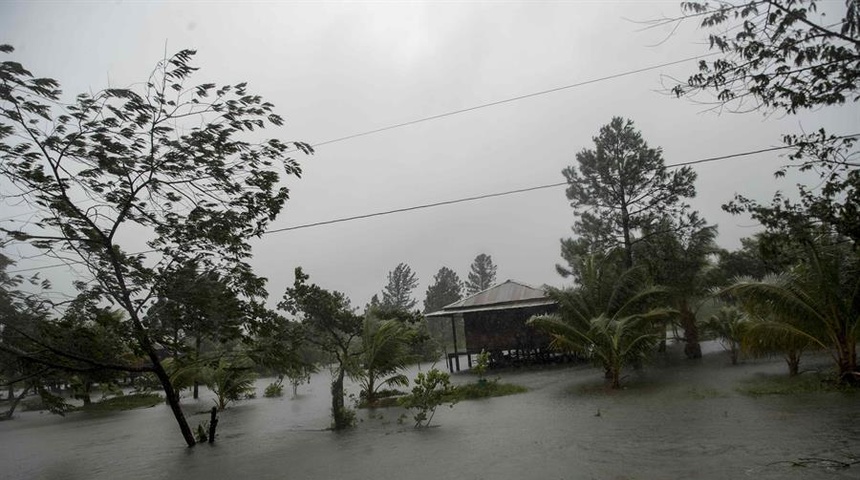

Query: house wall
462,304,556,353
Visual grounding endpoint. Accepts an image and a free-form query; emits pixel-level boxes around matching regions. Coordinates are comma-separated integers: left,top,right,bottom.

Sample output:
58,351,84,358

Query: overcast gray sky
1,1,857,310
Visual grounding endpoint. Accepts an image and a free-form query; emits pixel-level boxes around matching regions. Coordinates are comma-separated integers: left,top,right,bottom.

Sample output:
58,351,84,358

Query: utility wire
304,53,719,149
10,135,858,275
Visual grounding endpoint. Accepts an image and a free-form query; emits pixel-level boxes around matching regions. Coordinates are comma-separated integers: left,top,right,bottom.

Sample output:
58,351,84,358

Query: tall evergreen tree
466,254,497,295
558,117,697,275
423,267,463,313
382,263,419,311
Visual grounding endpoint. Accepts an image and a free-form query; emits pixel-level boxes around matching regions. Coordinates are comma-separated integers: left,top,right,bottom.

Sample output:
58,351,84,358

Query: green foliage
448,380,527,401
280,268,362,430
677,2,860,249
473,349,489,382
195,422,209,443
382,263,419,311
356,317,412,406
722,239,859,382
701,307,748,365
205,356,257,411
398,368,456,428
466,254,497,295
0,45,311,447
36,388,74,416
531,253,672,388
423,266,463,313
264,377,285,398
674,0,859,113
559,117,698,274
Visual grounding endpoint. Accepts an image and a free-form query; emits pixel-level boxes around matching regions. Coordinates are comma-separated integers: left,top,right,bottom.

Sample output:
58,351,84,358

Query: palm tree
356,317,412,405
741,313,815,376
722,240,859,383
530,253,672,388
701,307,748,365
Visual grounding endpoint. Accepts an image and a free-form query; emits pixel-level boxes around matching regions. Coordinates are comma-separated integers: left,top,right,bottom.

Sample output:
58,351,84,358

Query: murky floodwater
2,343,858,480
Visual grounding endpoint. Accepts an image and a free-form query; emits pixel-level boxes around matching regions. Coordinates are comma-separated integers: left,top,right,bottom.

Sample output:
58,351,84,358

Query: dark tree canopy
279,267,362,430
0,46,311,446
382,263,419,311
466,253,497,295
672,2,860,247
559,117,697,273
423,266,463,313
672,0,860,113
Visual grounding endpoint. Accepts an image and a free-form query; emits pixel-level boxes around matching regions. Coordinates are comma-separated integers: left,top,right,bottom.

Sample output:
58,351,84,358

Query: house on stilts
425,280,561,372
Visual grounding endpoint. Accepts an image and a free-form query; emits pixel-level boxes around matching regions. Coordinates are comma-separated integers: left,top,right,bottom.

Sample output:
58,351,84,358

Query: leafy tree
701,307,748,365
530,252,672,388
721,239,859,383
466,254,497,295
558,117,697,274
423,267,463,313
145,262,245,399
674,1,860,249
636,220,719,359
0,46,311,446
356,316,412,406
672,0,859,114
280,267,362,430
742,313,815,376
382,263,419,311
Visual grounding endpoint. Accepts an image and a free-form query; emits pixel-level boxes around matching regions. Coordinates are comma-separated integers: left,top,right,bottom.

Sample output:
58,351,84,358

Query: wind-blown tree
672,1,860,247
559,117,697,274
721,239,859,383
701,307,748,365
742,313,815,376
636,219,719,359
424,267,463,313
530,252,672,388
0,252,57,419
280,267,362,430
382,263,419,311
466,254,497,295
356,316,412,406
0,46,311,446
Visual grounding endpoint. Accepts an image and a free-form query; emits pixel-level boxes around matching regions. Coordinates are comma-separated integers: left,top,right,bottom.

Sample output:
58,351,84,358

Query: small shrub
474,350,490,384
449,380,527,401
264,378,285,398
195,421,209,443
398,368,456,428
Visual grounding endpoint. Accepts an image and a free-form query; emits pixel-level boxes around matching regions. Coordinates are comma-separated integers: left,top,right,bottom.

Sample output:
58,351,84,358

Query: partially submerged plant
398,368,456,428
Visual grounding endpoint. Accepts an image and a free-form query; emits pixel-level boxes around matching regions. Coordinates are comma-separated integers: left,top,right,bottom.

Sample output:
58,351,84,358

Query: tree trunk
1,384,30,421
331,367,348,430
834,334,857,383
149,351,196,446
193,336,201,400
730,343,739,365
679,302,701,359
610,367,621,389
786,350,801,377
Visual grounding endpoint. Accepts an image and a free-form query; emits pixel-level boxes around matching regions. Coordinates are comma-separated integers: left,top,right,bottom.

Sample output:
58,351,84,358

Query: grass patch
737,372,857,397
82,393,162,411
445,380,527,401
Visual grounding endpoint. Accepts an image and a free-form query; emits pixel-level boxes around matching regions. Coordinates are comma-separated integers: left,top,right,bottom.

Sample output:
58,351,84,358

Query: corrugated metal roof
425,280,555,317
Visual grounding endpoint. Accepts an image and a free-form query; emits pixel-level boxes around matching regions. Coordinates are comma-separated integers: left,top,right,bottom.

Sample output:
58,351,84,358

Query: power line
304,53,720,149
11,135,857,275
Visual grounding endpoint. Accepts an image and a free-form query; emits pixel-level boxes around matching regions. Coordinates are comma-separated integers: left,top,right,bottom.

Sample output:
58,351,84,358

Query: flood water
2,343,858,480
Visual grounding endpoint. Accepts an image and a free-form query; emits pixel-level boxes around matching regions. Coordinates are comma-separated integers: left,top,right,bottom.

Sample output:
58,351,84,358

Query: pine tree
382,263,419,311
466,254,497,295
423,267,463,313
